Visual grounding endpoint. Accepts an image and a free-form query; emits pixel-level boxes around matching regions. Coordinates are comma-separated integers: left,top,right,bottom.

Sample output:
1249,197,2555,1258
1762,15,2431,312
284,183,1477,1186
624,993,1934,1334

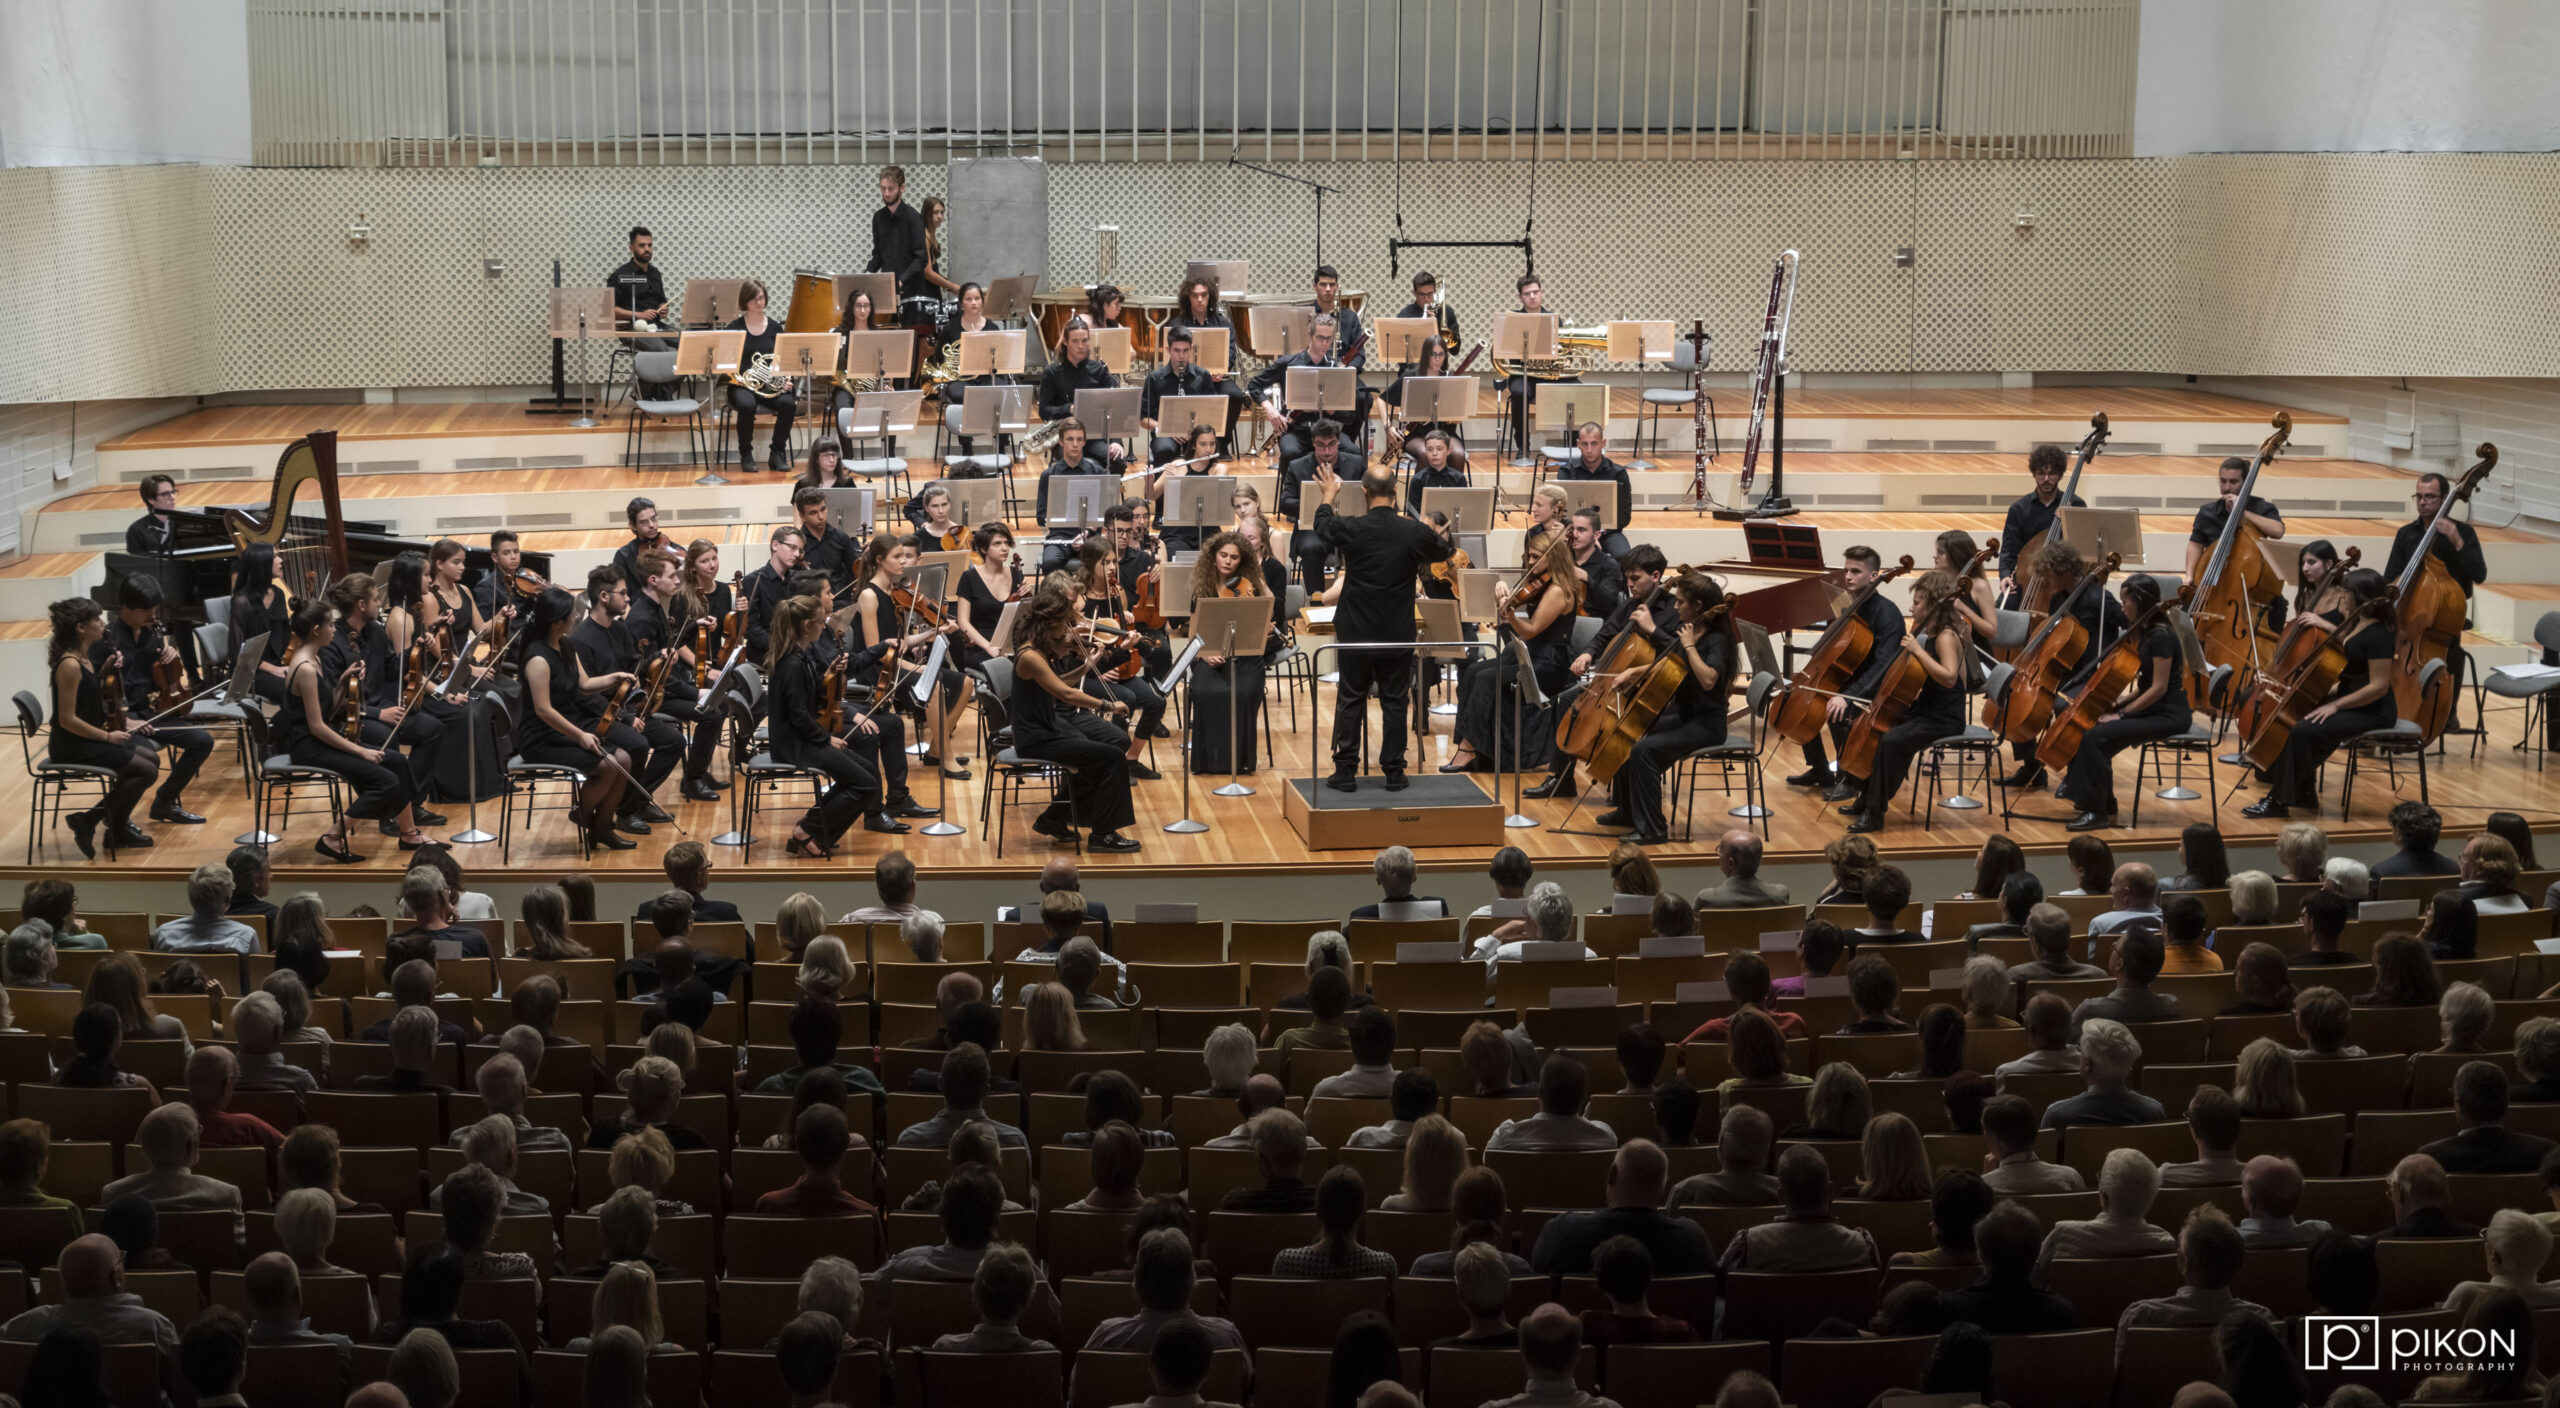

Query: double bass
1768,555,1917,745
2232,546,2360,743
2389,444,2497,742
2240,584,2401,771
2189,412,2294,701
2035,583,2194,772
2004,412,2108,643
1990,551,2120,746
1840,545,1995,777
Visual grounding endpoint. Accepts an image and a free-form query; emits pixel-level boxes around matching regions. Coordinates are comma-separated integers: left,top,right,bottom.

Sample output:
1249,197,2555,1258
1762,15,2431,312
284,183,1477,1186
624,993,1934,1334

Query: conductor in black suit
1314,463,1455,794
1277,420,1367,592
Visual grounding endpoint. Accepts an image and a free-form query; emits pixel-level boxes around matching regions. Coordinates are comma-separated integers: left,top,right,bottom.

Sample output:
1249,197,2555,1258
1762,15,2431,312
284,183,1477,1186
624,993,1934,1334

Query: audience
1275,966,1354,1056
1348,1069,1439,1149
2519,1019,2560,1103
1697,829,1791,908
436,1116,547,1216
102,1104,242,1234
1272,1166,1396,1278
757,998,889,1096
2425,1060,2560,1173
243,1250,355,1360
844,851,922,923
2087,863,2164,938
2161,1086,2246,1186
1310,1007,1399,1099
930,1243,1052,1352
150,864,260,956
227,992,315,1093
1218,1110,1316,1212
1837,955,1913,1034
2292,987,2369,1060
0,1233,181,1352
1487,1304,1609,1408
1893,1171,1996,1270
2293,889,2357,966
436,1164,537,1281
2411,1287,2538,1402
2071,929,2182,1028
2115,1207,2269,1344
1470,846,1537,919
2384,1153,2484,1238
1770,919,1849,999
2237,1155,2329,1247
1579,1236,1698,1346
1668,1105,1781,1207
1073,1229,1250,1401
1685,951,1808,1041
1439,1241,1521,1348
2041,1019,2165,1130
1720,1144,1880,1272
1996,993,2084,1085
1529,1140,1714,1274
2035,1148,2177,1277
1487,1054,1616,1151
755,1104,876,1216
1348,845,1446,921
1415,1168,1531,1275
0,1119,83,1225
1382,1115,1466,1213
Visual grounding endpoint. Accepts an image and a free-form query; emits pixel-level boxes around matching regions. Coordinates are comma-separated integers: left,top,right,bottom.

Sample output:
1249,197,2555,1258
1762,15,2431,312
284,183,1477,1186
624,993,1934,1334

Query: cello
2035,582,2194,772
1769,555,1917,746
2241,584,2401,771
1838,570,1973,779
2005,412,2109,639
2388,444,2497,742
1552,569,1707,778
2233,546,2360,743
1578,597,1728,787
1990,551,2121,746
2188,412,2294,702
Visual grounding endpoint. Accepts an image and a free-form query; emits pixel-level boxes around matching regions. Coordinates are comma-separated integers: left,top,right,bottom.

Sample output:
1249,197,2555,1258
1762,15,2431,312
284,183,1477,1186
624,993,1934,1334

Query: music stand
1374,318,1437,365
1155,396,1227,444
1404,376,1477,433
929,478,1008,535
1090,327,1135,375
818,486,876,537
1247,305,1313,360
1744,520,1825,570
548,288,615,427
982,276,1039,325
1608,320,1676,468
1536,383,1611,466
1187,594,1274,808
1186,328,1232,370
957,331,1027,379
774,331,842,394
1182,260,1249,297
1166,474,1237,547
1420,486,1496,539
843,391,925,477
1045,476,1112,535
2059,507,2145,565
1283,367,1358,427
1074,387,1144,458
680,279,744,330
1551,475,1622,531
1162,563,1200,622
1496,636,1545,828
843,331,917,384
1158,634,1211,834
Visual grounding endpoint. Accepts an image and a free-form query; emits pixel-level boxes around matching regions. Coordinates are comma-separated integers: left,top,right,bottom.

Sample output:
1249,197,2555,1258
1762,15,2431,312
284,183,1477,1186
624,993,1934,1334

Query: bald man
0,1232,181,1354
1694,829,1793,909
999,856,1114,955
1204,1073,1291,1150
347,1385,412,1408
1487,1304,1614,1408
1528,1139,1715,1275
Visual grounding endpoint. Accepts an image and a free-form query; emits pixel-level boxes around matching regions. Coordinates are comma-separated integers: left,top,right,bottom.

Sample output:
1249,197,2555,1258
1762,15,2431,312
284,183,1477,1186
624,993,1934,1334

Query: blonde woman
1382,1114,1469,1213
774,893,827,962
1791,1062,1873,1141
566,1261,676,1352
2232,1038,2306,1119
598,1127,692,1217
516,884,590,960
797,935,855,1004
1961,956,2016,1030
589,1057,704,1152
1023,982,1087,1052
1855,1113,1932,1201
580,1326,651,1408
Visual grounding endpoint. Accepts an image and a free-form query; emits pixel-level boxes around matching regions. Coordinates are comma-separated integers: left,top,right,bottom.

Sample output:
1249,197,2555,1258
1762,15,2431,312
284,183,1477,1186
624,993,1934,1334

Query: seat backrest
634,350,679,382
13,690,41,736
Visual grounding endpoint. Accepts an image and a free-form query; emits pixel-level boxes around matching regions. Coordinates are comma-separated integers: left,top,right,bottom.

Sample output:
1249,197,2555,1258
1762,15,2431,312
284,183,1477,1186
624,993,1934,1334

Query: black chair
1676,670,1778,842
488,692,593,861
720,682,828,852
12,690,118,863
2341,659,2445,818
240,706,344,853
973,657,1077,858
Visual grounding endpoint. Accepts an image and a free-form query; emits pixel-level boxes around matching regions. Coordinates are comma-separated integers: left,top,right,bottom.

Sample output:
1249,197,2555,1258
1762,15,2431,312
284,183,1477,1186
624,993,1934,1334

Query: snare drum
785,269,840,335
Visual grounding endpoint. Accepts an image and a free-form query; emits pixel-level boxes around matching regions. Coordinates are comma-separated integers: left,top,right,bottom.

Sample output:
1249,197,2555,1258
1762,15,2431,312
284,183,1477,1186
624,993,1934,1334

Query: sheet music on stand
1046,476,1113,532
2058,507,2145,566
818,486,876,537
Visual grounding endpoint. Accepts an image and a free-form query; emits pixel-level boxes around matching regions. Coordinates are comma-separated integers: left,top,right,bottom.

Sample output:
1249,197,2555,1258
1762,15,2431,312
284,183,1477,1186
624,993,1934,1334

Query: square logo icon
2304,1316,2381,1372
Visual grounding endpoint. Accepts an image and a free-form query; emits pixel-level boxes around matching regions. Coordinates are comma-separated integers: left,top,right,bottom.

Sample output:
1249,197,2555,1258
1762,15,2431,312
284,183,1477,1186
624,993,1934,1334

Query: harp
225,430,352,601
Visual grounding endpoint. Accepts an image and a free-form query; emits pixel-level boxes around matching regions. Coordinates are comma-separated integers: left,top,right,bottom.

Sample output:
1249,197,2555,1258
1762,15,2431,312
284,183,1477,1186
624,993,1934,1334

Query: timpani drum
785,269,840,335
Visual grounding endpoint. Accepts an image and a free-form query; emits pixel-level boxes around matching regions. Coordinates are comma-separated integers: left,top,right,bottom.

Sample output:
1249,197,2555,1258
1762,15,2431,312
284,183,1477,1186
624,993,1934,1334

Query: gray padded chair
971,657,1077,859
2132,663,2231,825
2341,658,2445,818
1635,334,1715,467
1677,671,1779,840
2477,611,2560,765
623,350,707,471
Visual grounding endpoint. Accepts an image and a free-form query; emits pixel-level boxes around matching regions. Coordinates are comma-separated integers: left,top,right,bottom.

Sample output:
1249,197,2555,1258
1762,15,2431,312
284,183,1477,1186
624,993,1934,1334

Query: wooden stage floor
0,670,2548,887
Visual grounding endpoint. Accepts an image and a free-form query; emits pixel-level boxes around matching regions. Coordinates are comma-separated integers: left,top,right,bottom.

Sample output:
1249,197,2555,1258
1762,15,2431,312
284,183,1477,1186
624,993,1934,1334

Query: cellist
1843,571,1971,837
1528,545,1673,801
1595,573,1737,848
1997,445,2084,606
2053,573,2187,833
2294,541,2352,624
1785,545,1904,803
1998,540,2126,792
2242,567,2398,821
2184,456,2286,577
2384,472,2488,726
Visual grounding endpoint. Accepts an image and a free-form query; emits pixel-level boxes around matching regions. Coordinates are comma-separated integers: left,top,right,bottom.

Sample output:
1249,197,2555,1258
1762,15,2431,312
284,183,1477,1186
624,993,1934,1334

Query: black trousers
1801,714,1854,777
423,694,507,803
1096,673,1166,741
829,386,900,463
657,696,726,784
1188,656,1267,773
135,726,212,809
1333,648,1417,774
1018,712,1138,834
1456,655,1570,770
790,744,881,846
1289,527,1334,592
52,737,157,828
1507,374,1581,451
1858,712,1967,818
2058,712,2191,817
359,709,444,802
288,736,416,820
730,386,797,458
846,707,910,804
2264,703,2397,806
1609,713,1727,838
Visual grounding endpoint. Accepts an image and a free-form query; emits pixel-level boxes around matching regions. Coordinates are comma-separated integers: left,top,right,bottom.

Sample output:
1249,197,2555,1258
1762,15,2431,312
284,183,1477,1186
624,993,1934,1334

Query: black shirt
1574,548,1627,623
319,618,400,713
1037,358,1118,421
625,593,674,657
2332,619,2396,700
1997,490,2085,579
1313,504,1452,644
2190,494,2283,548
1279,451,1368,525
1314,304,1368,368
2123,625,2188,723
612,532,671,596
869,201,929,297
1139,363,1220,422
569,615,639,688
727,315,781,372
608,258,667,317
2384,518,2489,599
94,616,163,716
1406,461,1470,515
126,513,176,556
1035,454,1112,537
1395,299,1457,348
1839,593,1909,700
1247,351,1350,427
1555,456,1635,531
800,524,860,599
740,565,789,656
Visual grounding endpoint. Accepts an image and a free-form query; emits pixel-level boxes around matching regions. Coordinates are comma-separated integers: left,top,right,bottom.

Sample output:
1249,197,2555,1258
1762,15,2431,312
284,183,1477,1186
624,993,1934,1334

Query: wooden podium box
1280,774,1505,850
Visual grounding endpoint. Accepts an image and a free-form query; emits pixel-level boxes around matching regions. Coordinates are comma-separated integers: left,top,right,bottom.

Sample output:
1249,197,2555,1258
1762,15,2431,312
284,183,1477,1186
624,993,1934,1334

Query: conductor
1314,464,1455,795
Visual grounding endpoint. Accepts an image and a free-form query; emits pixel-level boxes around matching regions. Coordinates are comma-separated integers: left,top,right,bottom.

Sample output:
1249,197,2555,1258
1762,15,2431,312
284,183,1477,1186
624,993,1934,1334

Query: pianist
128,477,180,555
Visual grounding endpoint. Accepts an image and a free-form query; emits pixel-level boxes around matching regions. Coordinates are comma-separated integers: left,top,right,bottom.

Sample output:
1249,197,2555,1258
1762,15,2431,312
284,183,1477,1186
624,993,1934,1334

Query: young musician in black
275,600,434,862
1011,585,1142,853
1597,573,1738,848
954,522,1025,672
2185,456,2286,577
1314,464,1455,792
1843,570,1973,837
47,598,156,860
1501,274,1576,456
1564,509,1627,622
1998,540,2126,791
127,476,180,556
1038,320,1124,462
610,226,673,394
319,574,448,832
849,532,968,793
1448,528,1583,777
1067,540,1165,781
1382,338,1471,472
1528,546,1672,801
1996,445,2083,605
742,526,805,658
1275,419,1369,592
92,576,211,831
1785,546,1903,802
1153,425,1225,555
1185,530,1281,775
1141,328,1226,463
1035,419,1112,574
1555,423,1634,560
2294,540,2351,625
766,594,887,859
1395,269,1459,348
568,565,682,833
868,165,929,311
383,552,495,808
726,279,798,475
2386,471,2489,728
230,543,292,706
2056,573,2188,832
514,586,636,853
635,548,726,802
793,486,860,600
1403,429,1471,514
473,530,547,625
612,498,669,596
2244,566,2398,820
1249,313,1355,466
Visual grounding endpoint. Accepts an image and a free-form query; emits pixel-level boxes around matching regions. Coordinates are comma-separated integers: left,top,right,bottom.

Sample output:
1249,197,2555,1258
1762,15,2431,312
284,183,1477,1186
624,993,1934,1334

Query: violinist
2385,472,2488,722
741,525,805,658
953,522,1026,671
636,550,726,802
472,530,546,624
677,538,736,652
1555,424,1635,560
1937,529,1999,648
1277,419,1368,591
1037,319,1124,461
1109,504,1174,681
793,487,861,600
1997,540,2125,793
1010,585,1143,854
427,539,506,677
1565,509,1627,622
2054,573,2188,833
1141,327,1228,461
568,566,681,836
2294,541,2352,624
320,573,449,833
1153,425,1225,554
783,569,911,836
100,575,213,829
2184,456,2286,577
1528,545,1672,801
1785,546,1904,800
1598,573,1739,848
613,497,671,596
1067,538,1166,780
385,551,493,806
1525,484,1571,545
1185,529,1279,774
1034,418,1112,574
796,437,850,490
516,586,639,853
1842,570,1973,837
1445,527,1583,776
850,532,971,791
281,599,434,862
228,543,292,706
764,594,888,860
1382,339,1471,472
1315,464,1454,791
909,484,966,549
2243,566,2398,820
47,597,158,860
1403,429,1471,515
1997,445,2083,603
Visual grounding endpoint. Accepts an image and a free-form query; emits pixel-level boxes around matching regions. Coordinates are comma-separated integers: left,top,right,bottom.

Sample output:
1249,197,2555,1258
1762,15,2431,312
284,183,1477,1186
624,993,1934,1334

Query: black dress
513,639,602,775
1186,578,1279,775
954,563,1024,671
1455,594,1578,770
2057,625,2191,819
277,658,418,821
2265,619,2400,807
724,315,797,461
50,659,156,828
1855,632,1972,819
770,645,880,845
231,586,291,705
1012,650,1137,835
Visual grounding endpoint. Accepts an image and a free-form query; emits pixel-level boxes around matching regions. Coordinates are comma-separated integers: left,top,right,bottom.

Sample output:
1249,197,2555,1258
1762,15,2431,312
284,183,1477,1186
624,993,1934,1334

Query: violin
928,523,966,553
2189,412,2294,702
502,566,547,600
2237,546,2361,739
703,569,746,690
2035,583,2194,772
1769,554,1917,746
636,644,681,721
99,652,128,731
340,662,365,736
2388,443,2496,741
1424,512,1470,586
817,651,849,736
2240,584,2401,771
1506,567,1554,616
148,633,188,713
1102,566,1147,682
1990,549,2117,746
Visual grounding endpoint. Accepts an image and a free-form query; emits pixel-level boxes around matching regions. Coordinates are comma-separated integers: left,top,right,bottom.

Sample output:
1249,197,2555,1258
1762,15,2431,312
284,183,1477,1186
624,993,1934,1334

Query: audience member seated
1783,1061,1872,1141
1695,829,1792,909
99,1196,184,1271
1203,1074,1290,1150
1851,866,1924,944
432,1117,548,1217
2383,1153,2484,1238
2360,934,2444,1012
1473,883,1599,966
558,1260,677,1352
2036,1148,2177,1278
2518,1019,2560,1103
1669,1105,1779,1208
58,1003,161,1097
1859,1112,1933,1201
2448,1209,2560,1312
591,1127,693,1217
273,1187,358,1282
1992,995,2079,1089
1349,845,1446,921
1275,965,1355,1058
2042,1019,2164,1130
1943,1072,1994,1136
563,1185,677,1280
2412,1288,2542,1403
2115,1206,2268,1349
2160,1086,2246,1186
280,1125,381,1219
360,959,476,1046
1073,1232,1249,1407
910,1004,1013,1093
350,1008,454,1099
1892,1006,1967,1081
2425,1061,2559,1173
1058,1071,1173,1150
0,1119,84,1225
1579,1235,1698,1347
1653,1080,1704,1148
151,865,260,956
185,1047,283,1158
1960,957,2018,1031
2290,889,2357,968
2088,863,2165,940
2291,987,2369,1060
1060,1122,1148,1214
1893,1170,1996,1269
2424,893,2482,963
775,1311,849,1407
1686,952,1808,1042
930,1242,1053,1353
1436,1241,1522,1349
243,1251,356,1362
0,1232,180,1350
2217,945,2296,1020
1814,836,1876,906
2,923,70,991
102,1103,242,1235
175,1309,246,1408
1717,1010,1810,1109
1271,931,1373,1021
897,1042,1028,1150
1219,1109,1317,1213
755,1104,876,1217
584,1054,705,1151
390,867,492,959
2010,905,2106,998
875,1163,1048,1297
11,878,100,958
447,1053,564,1153
1415,1168,1532,1275
2155,895,2218,975
1311,1008,1399,1099
1721,1144,1880,1272
1271,1166,1397,1278
1485,1303,1610,1408
1488,1054,1616,1152
2232,1154,2327,1249
437,1165,537,1281
369,1242,531,1399
756,998,888,1097
1937,1203,2079,1333
1380,1115,1466,1214
2072,930,2182,1031
1529,1139,1713,1275
1770,920,1849,1000
843,851,922,924
2456,835,2531,915
225,993,314,1094
1349,1068,1438,1149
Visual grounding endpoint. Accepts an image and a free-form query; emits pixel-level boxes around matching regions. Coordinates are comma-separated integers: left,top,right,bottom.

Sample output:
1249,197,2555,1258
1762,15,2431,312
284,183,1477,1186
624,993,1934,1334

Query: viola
1769,554,1917,745
1131,567,1166,630
2035,583,2194,772
2188,412,2294,703
1990,550,2119,746
2236,547,2361,740
2240,585,2401,771
148,639,189,713
2388,443,2496,741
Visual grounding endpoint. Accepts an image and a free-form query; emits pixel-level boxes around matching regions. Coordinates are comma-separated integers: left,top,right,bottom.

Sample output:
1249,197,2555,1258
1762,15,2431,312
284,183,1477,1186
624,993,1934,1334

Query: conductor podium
1280,773,1505,851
